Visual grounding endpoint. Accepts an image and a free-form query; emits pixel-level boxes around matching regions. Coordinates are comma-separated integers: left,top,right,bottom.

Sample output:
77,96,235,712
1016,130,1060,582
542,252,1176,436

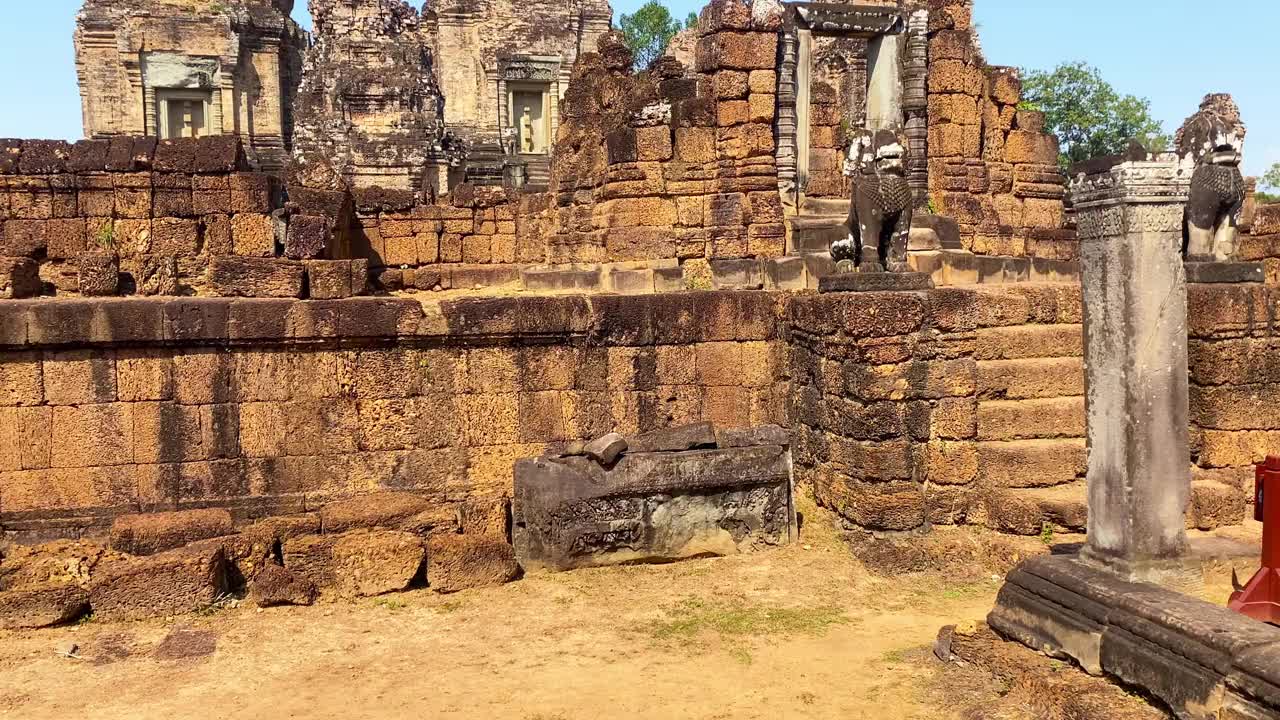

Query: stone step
787,215,847,255
977,397,1085,441
800,197,850,216
976,439,1086,489
981,482,1088,535
973,324,1083,361
976,357,1085,400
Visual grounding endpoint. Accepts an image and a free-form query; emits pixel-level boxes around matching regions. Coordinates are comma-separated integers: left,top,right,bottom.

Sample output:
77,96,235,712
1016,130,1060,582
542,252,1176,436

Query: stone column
1071,156,1196,580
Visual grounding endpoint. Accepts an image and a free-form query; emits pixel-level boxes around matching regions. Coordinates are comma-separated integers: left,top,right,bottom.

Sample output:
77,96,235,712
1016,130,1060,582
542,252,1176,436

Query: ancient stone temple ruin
433,0,614,187
290,0,446,191
4,5,1280,716
73,0,307,171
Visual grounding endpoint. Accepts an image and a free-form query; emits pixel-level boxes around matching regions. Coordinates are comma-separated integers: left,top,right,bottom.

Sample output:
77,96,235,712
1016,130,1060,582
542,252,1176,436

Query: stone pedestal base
1077,546,1203,594
989,555,1280,720
818,271,934,293
1184,261,1264,284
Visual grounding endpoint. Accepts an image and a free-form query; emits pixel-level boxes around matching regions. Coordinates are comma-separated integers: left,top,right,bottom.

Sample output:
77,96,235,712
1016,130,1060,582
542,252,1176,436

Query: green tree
619,1,698,70
1020,62,1170,170
1259,162,1280,204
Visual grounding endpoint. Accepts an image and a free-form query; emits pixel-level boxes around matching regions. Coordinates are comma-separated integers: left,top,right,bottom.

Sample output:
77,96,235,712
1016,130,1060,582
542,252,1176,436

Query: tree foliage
619,1,698,70
1258,162,1280,204
1020,62,1170,169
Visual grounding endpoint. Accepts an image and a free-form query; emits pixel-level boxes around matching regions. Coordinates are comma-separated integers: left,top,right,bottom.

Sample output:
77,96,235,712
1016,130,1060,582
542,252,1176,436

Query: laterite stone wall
0,291,787,541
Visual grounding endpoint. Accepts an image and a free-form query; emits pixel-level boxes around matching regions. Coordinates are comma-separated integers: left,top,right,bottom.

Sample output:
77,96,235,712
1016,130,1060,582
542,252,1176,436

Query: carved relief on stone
1176,93,1247,262
833,128,913,273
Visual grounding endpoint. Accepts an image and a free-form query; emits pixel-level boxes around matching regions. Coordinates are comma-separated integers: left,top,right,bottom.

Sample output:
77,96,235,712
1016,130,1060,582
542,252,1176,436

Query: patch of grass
797,692,818,705
434,600,464,614
373,597,407,612
75,612,95,626
1040,523,1056,546
649,599,848,641
881,648,907,664
728,647,753,666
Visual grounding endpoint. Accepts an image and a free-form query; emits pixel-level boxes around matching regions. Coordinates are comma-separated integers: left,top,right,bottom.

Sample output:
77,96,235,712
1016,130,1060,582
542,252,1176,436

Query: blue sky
2,1,1275,176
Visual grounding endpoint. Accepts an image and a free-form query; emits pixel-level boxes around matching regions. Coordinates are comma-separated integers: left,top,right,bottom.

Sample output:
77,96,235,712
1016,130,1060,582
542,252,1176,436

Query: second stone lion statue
832,128,913,273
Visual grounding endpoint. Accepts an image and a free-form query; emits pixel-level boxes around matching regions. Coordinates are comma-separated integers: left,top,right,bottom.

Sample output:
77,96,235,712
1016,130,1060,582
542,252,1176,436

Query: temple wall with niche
73,0,307,172
432,0,613,183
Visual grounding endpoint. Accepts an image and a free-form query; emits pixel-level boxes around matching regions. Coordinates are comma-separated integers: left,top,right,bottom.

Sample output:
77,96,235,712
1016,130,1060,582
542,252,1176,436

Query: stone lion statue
1177,94,1246,262
832,128,913,273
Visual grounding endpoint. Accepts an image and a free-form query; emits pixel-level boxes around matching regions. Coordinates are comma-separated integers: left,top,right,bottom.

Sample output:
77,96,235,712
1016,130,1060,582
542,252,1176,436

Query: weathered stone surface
75,252,119,297
0,540,117,591
584,432,629,465
990,554,1280,720
319,492,434,534
283,530,425,598
0,257,41,299
285,215,331,259
514,442,794,572
332,530,425,597
207,257,304,298
109,508,235,556
425,533,519,593
626,422,717,454
247,563,318,607
88,544,227,621
0,582,89,629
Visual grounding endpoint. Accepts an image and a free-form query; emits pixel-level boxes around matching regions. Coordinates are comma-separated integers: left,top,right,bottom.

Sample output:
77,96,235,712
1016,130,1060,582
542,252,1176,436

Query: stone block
1005,131,1060,165
150,217,199,255
0,582,89,629
976,439,1087,488
192,175,231,215
88,543,228,621
109,508,235,556
425,533,519,593
283,530,425,598
0,256,40,298
1187,479,1245,530
319,491,434,534
229,172,273,213
1,219,47,257
207,257,304,298
152,172,194,217
231,213,276,257
286,214,331,259
514,444,794,572
695,32,778,72
635,125,673,161
17,140,70,175
247,563,317,607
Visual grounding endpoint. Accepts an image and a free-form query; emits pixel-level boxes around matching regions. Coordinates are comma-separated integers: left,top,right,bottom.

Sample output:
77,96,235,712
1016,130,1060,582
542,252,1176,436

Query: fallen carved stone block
514,430,795,572
989,554,1280,720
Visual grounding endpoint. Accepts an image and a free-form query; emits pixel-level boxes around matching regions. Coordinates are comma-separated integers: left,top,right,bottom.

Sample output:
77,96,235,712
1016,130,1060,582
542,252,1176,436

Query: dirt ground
0,498,1252,720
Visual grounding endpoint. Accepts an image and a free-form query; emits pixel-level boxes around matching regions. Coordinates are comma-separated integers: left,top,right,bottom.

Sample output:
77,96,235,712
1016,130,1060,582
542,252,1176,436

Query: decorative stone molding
1068,155,1195,210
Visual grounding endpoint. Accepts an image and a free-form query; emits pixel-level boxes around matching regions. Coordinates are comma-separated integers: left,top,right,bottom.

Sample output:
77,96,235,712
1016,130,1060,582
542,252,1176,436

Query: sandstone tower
73,0,307,170
289,0,446,191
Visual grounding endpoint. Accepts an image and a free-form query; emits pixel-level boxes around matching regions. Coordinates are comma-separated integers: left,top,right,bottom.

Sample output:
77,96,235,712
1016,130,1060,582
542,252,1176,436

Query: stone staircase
971,322,1089,535
521,154,551,190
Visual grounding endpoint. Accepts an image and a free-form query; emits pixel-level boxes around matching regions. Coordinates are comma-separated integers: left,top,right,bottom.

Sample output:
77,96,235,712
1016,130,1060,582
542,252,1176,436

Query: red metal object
1231,457,1280,624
